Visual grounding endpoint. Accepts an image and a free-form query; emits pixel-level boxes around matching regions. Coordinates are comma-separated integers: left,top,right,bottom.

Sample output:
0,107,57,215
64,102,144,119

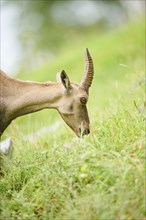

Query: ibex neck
1,76,62,134
8,80,62,119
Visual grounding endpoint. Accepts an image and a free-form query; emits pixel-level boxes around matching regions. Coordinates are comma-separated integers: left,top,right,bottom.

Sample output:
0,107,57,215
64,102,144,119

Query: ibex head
57,49,94,137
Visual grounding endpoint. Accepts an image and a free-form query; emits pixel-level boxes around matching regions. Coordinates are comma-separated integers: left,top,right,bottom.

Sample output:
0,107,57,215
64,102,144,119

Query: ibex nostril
86,129,90,134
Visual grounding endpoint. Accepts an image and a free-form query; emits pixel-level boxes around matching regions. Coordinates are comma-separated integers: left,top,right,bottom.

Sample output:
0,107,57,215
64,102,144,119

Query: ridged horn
80,48,94,91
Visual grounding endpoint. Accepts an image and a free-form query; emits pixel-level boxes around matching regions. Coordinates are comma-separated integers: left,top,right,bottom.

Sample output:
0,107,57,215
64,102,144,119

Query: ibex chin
0,49,94,154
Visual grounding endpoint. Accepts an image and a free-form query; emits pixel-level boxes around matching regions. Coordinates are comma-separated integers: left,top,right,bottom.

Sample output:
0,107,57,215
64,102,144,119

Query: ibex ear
60,70,71,90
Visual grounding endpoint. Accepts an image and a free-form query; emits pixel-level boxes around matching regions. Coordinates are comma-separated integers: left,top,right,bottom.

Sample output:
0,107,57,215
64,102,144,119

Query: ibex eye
80,97,87,104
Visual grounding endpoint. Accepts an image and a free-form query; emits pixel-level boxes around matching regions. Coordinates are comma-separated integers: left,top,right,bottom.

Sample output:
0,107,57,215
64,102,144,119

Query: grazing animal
0,49,94,154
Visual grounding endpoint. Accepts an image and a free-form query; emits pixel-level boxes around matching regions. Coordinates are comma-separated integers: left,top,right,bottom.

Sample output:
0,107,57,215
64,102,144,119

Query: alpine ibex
0,49,94,154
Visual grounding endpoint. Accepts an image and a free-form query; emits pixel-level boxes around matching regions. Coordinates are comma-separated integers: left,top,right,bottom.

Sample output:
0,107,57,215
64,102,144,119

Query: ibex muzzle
0,49,94,138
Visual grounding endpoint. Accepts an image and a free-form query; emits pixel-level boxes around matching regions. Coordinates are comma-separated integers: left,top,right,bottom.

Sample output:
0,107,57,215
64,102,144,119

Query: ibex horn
80,48,94,91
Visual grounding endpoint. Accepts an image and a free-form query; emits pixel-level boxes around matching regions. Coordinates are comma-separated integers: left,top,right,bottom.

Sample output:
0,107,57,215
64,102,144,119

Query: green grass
0,18,145,220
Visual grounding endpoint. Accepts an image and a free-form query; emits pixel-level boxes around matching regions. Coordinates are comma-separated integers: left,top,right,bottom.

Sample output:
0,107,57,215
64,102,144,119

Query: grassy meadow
0,19,145,220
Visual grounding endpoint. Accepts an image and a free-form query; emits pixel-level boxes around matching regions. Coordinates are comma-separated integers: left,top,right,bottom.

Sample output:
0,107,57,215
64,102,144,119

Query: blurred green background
2,0,144,73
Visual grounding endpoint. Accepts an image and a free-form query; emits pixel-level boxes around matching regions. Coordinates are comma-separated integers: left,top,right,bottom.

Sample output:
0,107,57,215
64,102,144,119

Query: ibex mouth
78,128,90,137
83,128,90,135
